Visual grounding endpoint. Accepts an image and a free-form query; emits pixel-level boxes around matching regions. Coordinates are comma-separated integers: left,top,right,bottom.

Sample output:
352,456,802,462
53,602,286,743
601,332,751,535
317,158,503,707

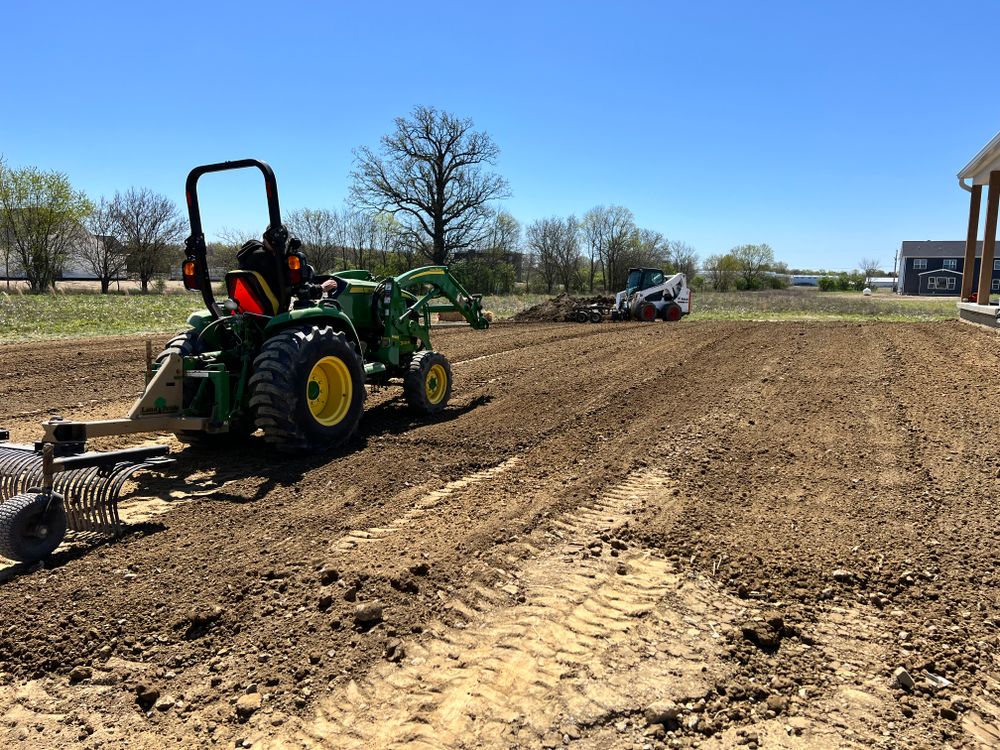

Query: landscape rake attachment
0,431,171,562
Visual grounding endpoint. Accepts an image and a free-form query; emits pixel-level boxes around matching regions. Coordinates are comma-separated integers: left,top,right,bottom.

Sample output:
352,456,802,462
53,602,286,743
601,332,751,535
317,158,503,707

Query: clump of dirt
512,293,615,322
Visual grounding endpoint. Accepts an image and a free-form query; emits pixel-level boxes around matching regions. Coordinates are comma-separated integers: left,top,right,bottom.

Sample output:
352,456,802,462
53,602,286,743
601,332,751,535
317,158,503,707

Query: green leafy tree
0,160,92,292
731,243,775,290
704,253,740,291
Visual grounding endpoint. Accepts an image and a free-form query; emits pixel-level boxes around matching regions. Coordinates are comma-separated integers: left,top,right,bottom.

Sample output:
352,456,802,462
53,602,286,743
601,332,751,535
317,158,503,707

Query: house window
943,258,958,270
992,279,1000,292
927,276,956,291
913,258,927,270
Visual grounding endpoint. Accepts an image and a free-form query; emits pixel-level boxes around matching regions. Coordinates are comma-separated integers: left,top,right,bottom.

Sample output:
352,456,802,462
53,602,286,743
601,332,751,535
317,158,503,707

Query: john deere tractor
0,159,489,562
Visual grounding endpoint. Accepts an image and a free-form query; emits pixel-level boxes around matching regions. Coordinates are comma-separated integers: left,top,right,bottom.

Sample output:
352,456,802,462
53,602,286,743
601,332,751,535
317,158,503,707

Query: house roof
917,267,962,275
899,240,1000,258
959,131,1000,186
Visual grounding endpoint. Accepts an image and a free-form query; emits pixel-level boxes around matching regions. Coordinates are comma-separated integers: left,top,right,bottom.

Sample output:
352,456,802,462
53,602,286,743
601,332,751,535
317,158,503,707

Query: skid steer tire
0,493,67,563
663,303,683,322
249,326,365,453
636,301,657,322
155,331,250,449
404,351,453,415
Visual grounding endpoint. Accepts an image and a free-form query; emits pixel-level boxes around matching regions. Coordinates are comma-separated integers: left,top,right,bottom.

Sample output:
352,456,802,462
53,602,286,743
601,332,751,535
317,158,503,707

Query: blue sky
3,1,999,271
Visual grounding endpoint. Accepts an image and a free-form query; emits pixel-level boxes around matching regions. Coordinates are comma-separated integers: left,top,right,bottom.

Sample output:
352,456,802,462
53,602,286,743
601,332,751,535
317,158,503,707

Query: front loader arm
392,266,490,330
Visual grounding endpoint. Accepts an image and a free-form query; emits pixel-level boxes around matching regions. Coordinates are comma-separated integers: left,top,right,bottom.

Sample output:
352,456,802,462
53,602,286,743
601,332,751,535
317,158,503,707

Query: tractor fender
186,309,213,333
263,305,364,351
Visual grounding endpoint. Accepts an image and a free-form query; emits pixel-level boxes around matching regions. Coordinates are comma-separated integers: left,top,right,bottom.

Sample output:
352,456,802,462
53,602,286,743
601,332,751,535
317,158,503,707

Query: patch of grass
0,290,200,342
0,287,959,343
692,288,956,322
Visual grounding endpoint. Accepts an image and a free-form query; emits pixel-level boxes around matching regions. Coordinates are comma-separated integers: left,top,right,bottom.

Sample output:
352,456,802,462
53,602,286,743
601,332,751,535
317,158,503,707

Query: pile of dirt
512,293,615,322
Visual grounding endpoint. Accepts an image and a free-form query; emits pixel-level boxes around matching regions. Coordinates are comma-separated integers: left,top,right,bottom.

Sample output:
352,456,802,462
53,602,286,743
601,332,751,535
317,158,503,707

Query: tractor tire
0,493,67,562
589,309,603,323
663,303,683,322
155,331,250,449
572,310,588,323
636,301,657,322
403,351,453,415
249,326,366,453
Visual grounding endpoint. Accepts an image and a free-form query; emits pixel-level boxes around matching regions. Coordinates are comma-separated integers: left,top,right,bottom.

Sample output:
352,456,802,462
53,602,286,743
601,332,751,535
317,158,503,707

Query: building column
961,184,982,300
977,170,1000,303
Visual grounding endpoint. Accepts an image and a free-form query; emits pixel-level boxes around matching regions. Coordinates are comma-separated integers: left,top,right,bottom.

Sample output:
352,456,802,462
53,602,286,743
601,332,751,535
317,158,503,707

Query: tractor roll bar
183,159,286,318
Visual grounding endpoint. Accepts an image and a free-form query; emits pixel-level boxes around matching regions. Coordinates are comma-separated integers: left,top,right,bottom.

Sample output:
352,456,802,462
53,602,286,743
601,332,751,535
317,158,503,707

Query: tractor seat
225,270,280,316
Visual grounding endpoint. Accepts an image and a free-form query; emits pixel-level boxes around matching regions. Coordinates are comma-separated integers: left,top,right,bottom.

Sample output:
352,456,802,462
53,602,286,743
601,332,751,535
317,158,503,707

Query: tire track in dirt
330,457,521,554
257,470,715,750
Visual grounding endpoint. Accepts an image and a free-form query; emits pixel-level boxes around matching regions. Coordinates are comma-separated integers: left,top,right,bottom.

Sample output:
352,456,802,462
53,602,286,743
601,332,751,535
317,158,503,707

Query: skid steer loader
610,268,691,322
0,159,489,563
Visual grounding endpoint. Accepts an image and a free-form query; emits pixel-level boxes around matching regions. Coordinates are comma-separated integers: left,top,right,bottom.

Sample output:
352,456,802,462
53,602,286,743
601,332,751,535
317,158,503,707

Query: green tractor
0,159,489,562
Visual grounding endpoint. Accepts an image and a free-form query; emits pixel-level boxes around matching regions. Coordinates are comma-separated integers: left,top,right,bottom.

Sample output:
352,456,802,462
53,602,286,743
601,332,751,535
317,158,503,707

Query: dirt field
0,320,998,750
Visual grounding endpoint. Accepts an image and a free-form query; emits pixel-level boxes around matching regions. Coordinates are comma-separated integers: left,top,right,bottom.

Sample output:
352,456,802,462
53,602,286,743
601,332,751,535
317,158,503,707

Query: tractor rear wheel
0,493,67,563
404,351,453,415
249,326,366,453
155,331,250,448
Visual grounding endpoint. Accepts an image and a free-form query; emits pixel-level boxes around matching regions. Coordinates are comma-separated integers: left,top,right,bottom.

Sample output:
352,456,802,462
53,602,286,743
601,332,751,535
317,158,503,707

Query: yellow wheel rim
425,363,448,405
306,356,352,426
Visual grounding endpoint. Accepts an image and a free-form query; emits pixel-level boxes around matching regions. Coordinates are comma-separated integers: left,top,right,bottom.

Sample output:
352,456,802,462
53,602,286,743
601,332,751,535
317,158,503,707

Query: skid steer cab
0,158,490,564
610,268,691,322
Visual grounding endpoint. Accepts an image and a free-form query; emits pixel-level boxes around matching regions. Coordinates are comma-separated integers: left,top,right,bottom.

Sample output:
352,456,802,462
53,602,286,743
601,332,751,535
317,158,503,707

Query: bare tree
345,210,381,271
526,217,578,294
668,240,699,280
555,216,581,293
370,212,404,272
583,205,637,292
80,196,128,293
628,228,670,270
112,187,185,292
351,106,511,265
286,208,341,273
0,160,92,292
209,226,256,273
858,256,880,286
526,218,560,294
581,209,603,292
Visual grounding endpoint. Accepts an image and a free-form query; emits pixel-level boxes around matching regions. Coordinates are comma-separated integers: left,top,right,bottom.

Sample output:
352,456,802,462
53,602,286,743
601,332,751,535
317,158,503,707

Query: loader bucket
0,444,171,536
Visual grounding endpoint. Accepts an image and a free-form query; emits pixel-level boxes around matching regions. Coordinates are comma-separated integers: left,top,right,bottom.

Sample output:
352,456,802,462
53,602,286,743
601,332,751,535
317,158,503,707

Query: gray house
897,240,1000,296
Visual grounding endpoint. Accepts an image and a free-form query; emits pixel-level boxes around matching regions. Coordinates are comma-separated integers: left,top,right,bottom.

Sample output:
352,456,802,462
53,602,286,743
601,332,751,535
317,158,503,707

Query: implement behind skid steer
0,158,489,563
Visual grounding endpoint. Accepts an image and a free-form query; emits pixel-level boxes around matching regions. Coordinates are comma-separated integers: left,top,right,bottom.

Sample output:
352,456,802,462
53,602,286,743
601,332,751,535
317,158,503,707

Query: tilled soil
0,320,998,750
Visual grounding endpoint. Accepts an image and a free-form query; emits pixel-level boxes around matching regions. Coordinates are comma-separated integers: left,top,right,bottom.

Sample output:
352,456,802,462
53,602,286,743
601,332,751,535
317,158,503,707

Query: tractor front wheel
0,493,67,563
249,327,366,453
404,351,453,415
